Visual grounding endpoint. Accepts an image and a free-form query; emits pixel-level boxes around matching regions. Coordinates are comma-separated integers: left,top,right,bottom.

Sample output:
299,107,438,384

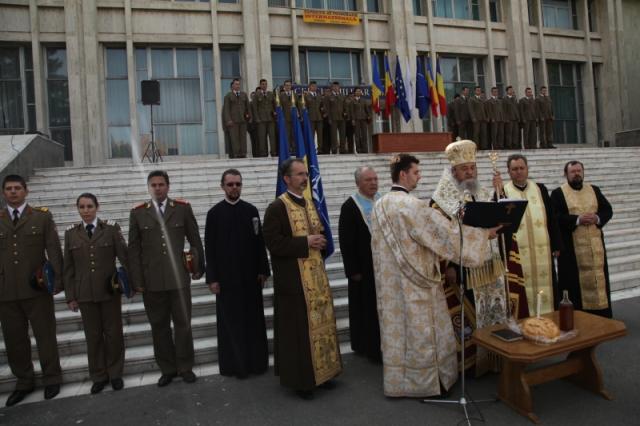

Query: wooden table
372,132,452,153
472,311,627,424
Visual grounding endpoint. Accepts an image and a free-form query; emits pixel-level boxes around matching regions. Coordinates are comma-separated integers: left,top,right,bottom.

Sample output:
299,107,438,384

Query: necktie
236,92,239,98
86,223,94,238
158,202,164,217
12,209,19,225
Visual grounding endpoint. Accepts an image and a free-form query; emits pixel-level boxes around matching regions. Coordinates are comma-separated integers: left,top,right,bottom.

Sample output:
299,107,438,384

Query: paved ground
1,297,638,426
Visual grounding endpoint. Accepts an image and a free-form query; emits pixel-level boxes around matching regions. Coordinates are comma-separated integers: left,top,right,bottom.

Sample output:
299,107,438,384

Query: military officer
350,88,372,153
469,86,488,149
279,80,297,154
0,174,63,407
503,85,521,149
453,87,471,139
303,81,324,154
64,193,128,394
128,170,205,387
222,78,251,158
519,87,538,149
252,79,276,157
485,86,505,149
326,81,346,154
536,86,556,148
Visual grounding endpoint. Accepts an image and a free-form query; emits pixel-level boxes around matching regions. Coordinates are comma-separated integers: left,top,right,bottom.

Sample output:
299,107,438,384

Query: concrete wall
622,0,640,130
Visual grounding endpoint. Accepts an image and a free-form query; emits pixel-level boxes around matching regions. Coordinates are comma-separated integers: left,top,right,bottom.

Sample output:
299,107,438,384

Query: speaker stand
142,104,162,163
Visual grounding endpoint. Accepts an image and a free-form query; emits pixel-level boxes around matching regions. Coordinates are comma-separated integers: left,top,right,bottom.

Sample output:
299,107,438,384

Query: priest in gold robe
430,140,508,376
263,158,342,399
551,160,613,318
371,154,502,398
494,154,562,316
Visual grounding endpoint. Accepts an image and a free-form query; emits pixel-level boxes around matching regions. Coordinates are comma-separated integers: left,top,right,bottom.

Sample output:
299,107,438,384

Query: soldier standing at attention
128,170,205,388
503,85,521,149
252,79,276,157
327,81,346,154
469,86,488,149
519,87,538,149
303,81,324,154
64,193,128,394
223,78,251,158
0,174,63,407
536,86,556,148
350,88,372,153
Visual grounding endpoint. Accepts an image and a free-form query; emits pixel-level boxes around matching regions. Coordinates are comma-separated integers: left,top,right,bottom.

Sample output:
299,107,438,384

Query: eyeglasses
225,182,242,187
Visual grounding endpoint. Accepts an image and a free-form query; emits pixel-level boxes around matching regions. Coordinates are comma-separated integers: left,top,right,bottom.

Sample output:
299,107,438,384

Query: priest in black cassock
338,166,382,362
205,169,270,378
551,161,613,318
263,158,342,400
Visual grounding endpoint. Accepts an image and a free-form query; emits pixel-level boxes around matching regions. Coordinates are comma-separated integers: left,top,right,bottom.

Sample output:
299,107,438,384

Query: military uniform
453,95,471,139
485,96,505,149
503,95,521,149
279,91,297,153
63,219,128,384
350,96,372,153
469,95,488,149
222,90,250,158
304,91,324,154
326,91,346,154
344,96,355,153
0,205,63,391
446,100,457,140
128,198,204,377
519,96,538,149
536,95,554,148
251,89,276,157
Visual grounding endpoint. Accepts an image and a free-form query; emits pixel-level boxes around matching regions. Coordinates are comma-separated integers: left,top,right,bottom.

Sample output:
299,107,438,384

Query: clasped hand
307,234,327,250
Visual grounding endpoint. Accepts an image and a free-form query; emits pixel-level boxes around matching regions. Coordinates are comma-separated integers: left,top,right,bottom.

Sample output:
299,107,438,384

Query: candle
536,290,543,318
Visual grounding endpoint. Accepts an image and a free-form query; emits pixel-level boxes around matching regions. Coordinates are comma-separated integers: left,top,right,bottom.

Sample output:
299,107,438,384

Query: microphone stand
422,198,496,425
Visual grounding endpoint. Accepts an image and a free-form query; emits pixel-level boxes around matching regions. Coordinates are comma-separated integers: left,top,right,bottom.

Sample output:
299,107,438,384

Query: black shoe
5,389,33,407
319,380,336,390
296,390,314,400
44,384,60,400
549,144,557,149
181,371,197,384
111,378,124,391
157,373,177,387
90,380,108,394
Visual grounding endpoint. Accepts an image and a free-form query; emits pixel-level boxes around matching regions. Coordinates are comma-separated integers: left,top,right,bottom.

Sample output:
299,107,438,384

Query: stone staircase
1,147,639,396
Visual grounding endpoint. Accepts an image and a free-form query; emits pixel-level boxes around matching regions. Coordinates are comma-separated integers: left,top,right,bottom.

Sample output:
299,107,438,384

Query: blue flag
416,57,430,119
275,102,290,197
395,58,412,122
301,106,335,259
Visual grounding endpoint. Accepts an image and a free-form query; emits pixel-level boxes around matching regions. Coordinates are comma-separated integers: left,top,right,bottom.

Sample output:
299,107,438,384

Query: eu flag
416,56,430,119
395,58,412,122
301,105,334,259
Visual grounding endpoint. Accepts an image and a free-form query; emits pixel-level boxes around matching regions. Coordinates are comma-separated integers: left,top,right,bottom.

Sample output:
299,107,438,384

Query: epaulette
132,202,148,210
172,198,190,206
33,206,49,213
66,223,79,231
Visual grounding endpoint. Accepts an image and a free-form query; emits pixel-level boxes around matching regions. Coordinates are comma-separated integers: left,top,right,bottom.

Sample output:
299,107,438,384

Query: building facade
0,0,636,165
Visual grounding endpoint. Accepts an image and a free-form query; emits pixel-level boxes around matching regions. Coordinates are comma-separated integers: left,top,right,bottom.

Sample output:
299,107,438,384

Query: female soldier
64,193,128,394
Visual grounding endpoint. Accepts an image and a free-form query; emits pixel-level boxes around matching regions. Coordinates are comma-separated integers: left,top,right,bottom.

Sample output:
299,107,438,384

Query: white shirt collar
82,217,99,228
152,198,167,213
7,202,27,218
287,190,304,200
224,197,241,205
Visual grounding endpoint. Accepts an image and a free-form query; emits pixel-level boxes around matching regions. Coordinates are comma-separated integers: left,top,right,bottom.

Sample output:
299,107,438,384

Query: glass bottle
559,290,574,331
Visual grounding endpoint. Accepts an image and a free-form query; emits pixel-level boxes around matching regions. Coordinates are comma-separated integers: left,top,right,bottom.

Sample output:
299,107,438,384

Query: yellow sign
302,9,360,26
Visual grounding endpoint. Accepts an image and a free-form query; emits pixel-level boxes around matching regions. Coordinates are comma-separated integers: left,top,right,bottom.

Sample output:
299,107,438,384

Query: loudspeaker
141,80,160,105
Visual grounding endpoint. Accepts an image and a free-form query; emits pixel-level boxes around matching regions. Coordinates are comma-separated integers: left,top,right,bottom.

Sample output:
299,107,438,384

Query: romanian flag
383,54,396,118
371,55,383,115
426,57,439,117
436,57,447,116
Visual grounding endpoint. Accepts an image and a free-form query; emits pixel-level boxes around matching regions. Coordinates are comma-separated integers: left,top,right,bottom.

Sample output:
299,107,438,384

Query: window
432,0,480,20
367,0,380,13
0,47,35,136
547,61,584,144
271,48,292,87
593,64,602,143
438,55,485,103
527,0,537,25
587,0,597,32
295,0,356,10
135,47,218,156
220,47,241,93
414,0,425,16
299,49,362,86
105,48,131,158
542,0,578,30
46,47,72,160
268,0,289,6
494,57,505,95
489,0,501,23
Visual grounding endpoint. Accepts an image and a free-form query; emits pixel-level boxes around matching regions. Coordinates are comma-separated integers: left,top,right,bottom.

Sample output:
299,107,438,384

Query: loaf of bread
521,317,560,340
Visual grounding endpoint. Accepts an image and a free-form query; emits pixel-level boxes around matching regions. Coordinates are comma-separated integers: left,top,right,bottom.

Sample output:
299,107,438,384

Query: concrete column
256,1,272,84
581,0,597,146
504,0,534,93
426,0,438,132
241,2,259,91
614,0,629,130
210,1,226,156
64,0,88,166
483,0,496,89
598,0,624,144
362,0,372,85
124,0,139,162
81,0,104,163
535,0,549,88
291,9,301,83
28,0,46,134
